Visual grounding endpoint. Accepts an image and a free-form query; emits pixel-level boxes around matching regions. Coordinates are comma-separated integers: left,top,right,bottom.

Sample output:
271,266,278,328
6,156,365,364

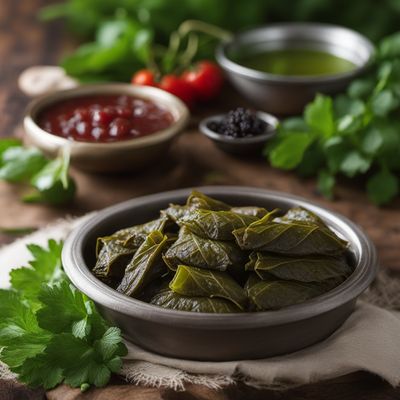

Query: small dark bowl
62,187,377,361
199,111,278,156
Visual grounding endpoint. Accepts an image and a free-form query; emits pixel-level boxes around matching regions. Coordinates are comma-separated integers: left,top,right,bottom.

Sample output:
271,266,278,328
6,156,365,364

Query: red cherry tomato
159,75,196,107
131,69,158,87
182,61,223,101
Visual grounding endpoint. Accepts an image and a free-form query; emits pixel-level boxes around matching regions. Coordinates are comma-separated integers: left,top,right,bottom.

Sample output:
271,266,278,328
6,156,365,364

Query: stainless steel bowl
62,187,378,361
199,111,278,156
216,23,375,115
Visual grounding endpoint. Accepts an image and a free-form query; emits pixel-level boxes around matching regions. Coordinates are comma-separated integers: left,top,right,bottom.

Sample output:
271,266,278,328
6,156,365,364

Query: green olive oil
238,49,356,77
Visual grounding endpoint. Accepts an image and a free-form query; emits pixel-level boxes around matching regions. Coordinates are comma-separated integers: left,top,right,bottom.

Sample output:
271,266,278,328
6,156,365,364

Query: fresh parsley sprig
0,240,127,390
0,140,76,205
265,31,400,206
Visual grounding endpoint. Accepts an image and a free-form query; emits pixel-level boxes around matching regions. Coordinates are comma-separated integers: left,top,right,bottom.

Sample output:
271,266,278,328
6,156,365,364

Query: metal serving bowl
199,111,278,156
24,84,189,172
62,187,378,361
216,23,375,115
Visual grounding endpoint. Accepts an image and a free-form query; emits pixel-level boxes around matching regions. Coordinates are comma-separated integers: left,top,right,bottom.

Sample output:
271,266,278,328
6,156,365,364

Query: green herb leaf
317,170,336,199
269,132,313,169
379,31,400,58
0,138,22,163
36,281,90,337
361,126,384,155
340,151,371,177
29,150,76,205
371,89,399,116
0,147,47,183
0,241,127,390
304,94,335,138
10,240,63,302
366,168,399,205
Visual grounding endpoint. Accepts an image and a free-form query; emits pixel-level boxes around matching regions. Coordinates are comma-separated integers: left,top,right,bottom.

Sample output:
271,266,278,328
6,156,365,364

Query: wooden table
1,1,400,399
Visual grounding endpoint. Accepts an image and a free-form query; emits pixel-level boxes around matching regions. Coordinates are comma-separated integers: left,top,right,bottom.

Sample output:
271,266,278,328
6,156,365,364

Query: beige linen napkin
1,215,400,390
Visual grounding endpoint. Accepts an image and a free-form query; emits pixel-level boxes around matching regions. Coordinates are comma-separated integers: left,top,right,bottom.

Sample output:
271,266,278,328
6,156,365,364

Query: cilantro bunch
265,32,400,206
0,139,76,205
0,240,127,390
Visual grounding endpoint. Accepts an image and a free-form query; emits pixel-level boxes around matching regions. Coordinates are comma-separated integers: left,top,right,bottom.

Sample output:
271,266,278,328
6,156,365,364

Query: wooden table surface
1,1,400,399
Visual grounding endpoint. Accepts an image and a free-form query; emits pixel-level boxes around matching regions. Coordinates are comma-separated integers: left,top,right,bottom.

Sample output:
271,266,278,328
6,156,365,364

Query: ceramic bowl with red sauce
24,84,189,172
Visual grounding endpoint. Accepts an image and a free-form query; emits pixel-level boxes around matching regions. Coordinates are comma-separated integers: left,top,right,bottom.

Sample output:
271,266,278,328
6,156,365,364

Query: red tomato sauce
37,95,174,143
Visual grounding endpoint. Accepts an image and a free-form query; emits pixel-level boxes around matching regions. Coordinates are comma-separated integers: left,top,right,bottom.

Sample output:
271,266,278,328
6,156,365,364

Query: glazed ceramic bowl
217,23,375,115
199,111,278,156
24,84,190,172
62,187,378,361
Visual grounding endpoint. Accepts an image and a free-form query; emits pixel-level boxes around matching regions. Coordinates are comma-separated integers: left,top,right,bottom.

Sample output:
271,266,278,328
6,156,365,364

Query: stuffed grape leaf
112,217,169,248
169,265,247,309
234,213,348,256
180,210,258,240
273,207,325,226
231,206,269,218
246,252,352,282
162,191,232,224
150,288,241,313
247,279,326,310
163,227,246,271
186,190,231,211
162,204,190,223
117,231,168,297
92,237,136,280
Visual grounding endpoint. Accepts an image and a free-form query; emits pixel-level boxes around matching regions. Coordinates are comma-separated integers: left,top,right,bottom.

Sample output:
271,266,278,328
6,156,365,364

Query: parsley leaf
27,150,76,205
10,240,64,303
269,132,313,169
0,139,77,205
0,147,47,183
304,94,335,138
0,240,127,390
367,168,399,205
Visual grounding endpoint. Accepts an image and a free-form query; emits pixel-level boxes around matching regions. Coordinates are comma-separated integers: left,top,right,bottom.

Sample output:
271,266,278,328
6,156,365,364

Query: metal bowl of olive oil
216,23,375,115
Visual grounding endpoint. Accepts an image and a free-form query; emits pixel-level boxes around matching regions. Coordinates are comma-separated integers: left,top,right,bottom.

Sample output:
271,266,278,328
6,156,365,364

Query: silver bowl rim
199,111,279,145
23,83,190,150
216,22,375,84
63,186,378,330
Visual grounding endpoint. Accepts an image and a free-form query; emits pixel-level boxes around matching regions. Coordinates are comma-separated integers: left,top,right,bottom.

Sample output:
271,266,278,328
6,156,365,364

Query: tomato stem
178,20,233,42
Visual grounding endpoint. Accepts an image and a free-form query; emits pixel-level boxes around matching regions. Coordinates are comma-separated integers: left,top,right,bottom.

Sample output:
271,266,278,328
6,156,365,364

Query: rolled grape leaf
113,217,169,248
186,190,231,211
117,231,168,297
92,237,136,280
247,252,352,282
244,273,262,294
231,206,269,218
137,276,171,303
169,265,247,309
150,289,241,313
248,279,325,310
274,207,325,226
233,213,348,256
181,209,258,240
163,227,246,271
162,204,191,223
